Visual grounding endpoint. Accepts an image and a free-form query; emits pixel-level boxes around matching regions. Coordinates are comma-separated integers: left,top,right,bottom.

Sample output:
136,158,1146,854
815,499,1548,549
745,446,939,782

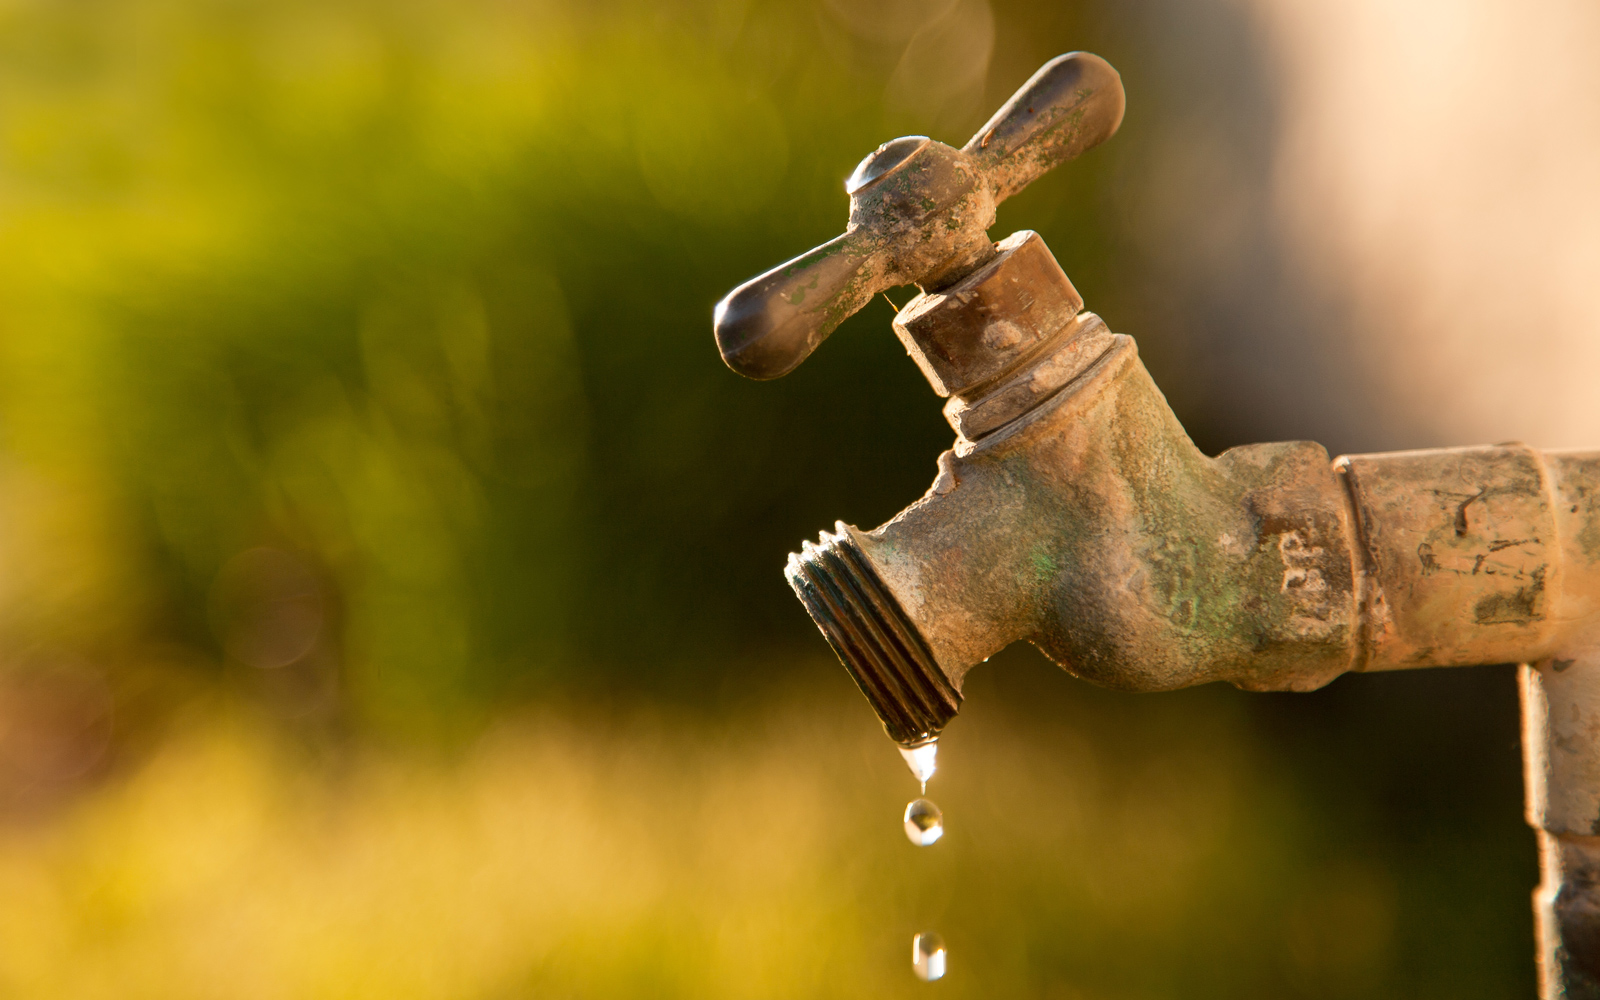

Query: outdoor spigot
714,53,1127,746
712,51,1123,380
714,51,1600,998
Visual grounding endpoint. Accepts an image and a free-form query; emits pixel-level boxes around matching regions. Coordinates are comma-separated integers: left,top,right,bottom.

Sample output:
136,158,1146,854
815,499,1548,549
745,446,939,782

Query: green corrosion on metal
1028,547,1057,583
780,237,847,278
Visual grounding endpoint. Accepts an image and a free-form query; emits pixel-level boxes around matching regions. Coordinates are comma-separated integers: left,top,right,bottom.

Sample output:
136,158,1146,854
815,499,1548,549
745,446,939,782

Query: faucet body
783,234,1600,998
716,52,1600,999
824,337,1600,706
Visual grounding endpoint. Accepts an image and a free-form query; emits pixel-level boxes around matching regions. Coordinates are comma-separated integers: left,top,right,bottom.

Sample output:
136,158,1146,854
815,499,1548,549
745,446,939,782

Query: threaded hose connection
785,522,961,746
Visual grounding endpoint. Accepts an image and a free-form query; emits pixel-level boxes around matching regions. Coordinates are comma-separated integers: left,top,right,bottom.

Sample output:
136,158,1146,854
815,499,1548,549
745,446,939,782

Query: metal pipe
802,337,1600,704
1525,656,1600,996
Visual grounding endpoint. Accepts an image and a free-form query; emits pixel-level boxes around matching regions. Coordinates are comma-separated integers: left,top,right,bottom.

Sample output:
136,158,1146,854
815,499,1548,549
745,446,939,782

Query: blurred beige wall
1255,0,1600,449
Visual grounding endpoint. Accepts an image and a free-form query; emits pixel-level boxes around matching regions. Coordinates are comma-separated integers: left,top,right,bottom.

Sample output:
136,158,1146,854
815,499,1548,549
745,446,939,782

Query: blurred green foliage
0,0,1124,733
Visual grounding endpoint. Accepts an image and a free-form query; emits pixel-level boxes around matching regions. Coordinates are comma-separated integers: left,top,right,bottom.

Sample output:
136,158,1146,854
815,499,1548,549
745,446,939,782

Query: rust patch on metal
1474,565,1548,624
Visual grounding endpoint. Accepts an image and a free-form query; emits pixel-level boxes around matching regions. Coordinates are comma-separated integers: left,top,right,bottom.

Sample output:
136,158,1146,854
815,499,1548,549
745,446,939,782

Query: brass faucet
713,53,1600,999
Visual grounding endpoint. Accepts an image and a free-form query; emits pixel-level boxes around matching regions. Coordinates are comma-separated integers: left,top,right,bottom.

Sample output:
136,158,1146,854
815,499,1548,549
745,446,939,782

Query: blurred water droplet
899,740,937,789
913,931,947,981
903,797,943,845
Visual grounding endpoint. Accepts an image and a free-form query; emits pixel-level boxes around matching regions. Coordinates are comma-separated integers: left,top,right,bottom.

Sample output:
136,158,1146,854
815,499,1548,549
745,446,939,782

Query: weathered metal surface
1534,831,1600,1000
852,336,1362,695
962,51,1128,204
943,311,1115,440
1524,655,1600,836
893,230,1084,397
1549,451,1600,627
1339,447,1563,670
1526,655,1600,999
712,53,1123,381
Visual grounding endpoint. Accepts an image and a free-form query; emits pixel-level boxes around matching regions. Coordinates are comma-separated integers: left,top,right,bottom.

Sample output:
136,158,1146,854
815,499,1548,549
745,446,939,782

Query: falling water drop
903,798,944,846
898,740,937,792
912,931,947,982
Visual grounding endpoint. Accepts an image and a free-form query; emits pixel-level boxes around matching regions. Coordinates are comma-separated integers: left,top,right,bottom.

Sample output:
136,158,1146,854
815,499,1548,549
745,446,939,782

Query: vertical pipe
1522,656,1600,999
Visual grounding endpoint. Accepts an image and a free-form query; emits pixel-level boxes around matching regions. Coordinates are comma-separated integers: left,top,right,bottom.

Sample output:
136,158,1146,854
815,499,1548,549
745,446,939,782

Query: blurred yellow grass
0,697,844,999
0,673,1407,1000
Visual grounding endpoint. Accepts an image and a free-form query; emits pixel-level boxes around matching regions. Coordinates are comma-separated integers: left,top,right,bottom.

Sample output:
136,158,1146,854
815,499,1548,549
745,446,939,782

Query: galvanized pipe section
1339,446,1574,671
1525,656,1600,999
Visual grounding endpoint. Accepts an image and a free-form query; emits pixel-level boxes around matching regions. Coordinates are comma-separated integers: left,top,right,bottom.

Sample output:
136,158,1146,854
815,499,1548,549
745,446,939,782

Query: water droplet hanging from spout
913,931,947,981
899,740,937,791
903,798,943,845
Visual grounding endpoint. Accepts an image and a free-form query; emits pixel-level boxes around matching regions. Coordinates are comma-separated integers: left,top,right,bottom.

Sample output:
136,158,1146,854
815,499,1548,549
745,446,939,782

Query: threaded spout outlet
785,522,961,746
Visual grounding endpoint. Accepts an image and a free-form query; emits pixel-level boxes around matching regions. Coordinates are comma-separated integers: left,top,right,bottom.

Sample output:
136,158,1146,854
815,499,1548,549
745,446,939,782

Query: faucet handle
713,231,888,380
714,52,1123,381
963,52,1126,203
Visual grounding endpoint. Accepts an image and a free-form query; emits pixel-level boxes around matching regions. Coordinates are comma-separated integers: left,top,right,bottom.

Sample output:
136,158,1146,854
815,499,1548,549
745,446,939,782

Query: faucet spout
799,333,1367,735
786,526,961,746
